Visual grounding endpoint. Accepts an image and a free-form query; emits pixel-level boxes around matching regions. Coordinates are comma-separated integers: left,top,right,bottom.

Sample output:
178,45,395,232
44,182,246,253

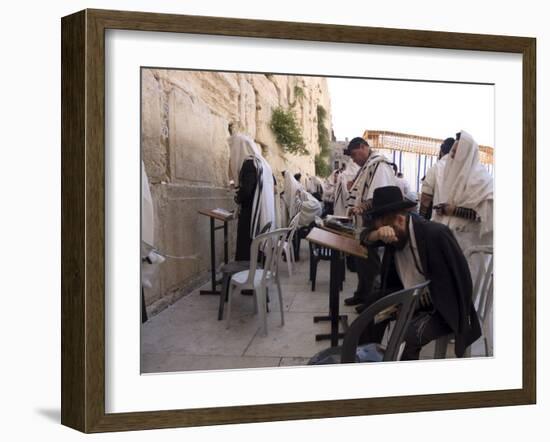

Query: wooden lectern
198,209,234,295
306,227,367,347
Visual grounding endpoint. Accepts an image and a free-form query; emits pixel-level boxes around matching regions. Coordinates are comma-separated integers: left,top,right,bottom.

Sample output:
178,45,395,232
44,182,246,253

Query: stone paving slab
141,353,282,373
243,311,343,359
142,306,259,356
279,357,312,367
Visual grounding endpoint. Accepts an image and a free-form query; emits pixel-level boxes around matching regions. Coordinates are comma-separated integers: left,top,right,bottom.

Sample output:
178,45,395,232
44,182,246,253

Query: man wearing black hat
360,185,481,359
343,136,399,307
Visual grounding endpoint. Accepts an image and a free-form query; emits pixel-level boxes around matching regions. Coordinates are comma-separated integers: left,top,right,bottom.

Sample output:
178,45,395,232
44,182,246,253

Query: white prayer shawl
346,151,395,210
422,155,448,197
141,162,165,288
296,189,323,226
282,172,304,223
396,176,411,198
323,170,338,203
142,161,154,248
333,163,359,216
229,133,276,235
274,187,282,231
306,175,324,195
305,175,316,194
314,175,324,191
432,130,493,241
279,194,289,228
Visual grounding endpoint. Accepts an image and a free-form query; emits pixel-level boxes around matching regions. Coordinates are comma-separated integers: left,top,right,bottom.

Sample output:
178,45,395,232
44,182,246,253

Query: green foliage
317,105,330,156
270,107,309,155
315,154,331,178
317,104,327,121
314,105,331,177
294,85,304,101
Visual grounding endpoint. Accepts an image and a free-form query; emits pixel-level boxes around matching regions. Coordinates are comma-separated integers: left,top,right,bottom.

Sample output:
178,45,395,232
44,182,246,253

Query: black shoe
344,295,366,306
355,303,367,314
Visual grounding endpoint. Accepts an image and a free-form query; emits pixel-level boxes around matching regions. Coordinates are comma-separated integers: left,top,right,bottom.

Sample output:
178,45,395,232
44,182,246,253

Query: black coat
363,214,482,357
235,159,257,261
411,215,481,356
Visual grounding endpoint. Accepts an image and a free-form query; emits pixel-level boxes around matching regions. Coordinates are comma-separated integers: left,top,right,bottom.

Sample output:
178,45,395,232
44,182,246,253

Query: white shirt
394,220,427,290
396,176,411,197
422,156,447,196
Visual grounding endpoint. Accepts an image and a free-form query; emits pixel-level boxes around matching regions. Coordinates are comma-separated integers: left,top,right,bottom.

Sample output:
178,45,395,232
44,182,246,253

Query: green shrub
315,154,331,178
270,107,308,155
317,105,330,156
293,85,304,101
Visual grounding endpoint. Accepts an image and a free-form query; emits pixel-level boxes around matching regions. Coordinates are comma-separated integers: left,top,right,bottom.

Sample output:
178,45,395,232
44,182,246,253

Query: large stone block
155,69,240,122
141,69,168,182
252,74,280,154
237,74,256,137
168,87,230,187
151,183,237,299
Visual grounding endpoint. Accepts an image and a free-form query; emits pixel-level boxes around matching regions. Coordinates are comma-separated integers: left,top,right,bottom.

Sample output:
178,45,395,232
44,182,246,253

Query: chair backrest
286,213,301,242
258,221,272,235
340,281,430,363
247,228,291,286
465,245,493,324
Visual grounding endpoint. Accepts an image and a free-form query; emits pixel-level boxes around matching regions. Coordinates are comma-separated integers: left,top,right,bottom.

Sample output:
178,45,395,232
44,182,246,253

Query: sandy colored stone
142,68,332,313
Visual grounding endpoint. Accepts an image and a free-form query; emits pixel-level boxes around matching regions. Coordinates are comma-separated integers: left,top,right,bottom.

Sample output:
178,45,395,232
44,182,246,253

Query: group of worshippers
340,133,492,360
227,129,493,361
228,133,322,261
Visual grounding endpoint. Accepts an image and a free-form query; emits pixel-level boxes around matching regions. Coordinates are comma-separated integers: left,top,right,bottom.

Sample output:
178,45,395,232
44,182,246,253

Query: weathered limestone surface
141,69,332,315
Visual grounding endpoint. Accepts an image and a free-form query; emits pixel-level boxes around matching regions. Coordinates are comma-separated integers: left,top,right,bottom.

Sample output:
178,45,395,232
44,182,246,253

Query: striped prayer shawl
346,153,393,210
250,157,264,237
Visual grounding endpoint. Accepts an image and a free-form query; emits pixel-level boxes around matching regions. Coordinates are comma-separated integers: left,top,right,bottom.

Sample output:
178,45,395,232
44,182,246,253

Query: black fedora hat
365,186,416,218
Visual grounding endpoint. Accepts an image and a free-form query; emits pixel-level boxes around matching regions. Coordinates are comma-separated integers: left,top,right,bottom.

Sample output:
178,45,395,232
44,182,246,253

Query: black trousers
235,206,252,261
400,310,452,360
141,287,148,323
353,245,382,301
358,307,451,360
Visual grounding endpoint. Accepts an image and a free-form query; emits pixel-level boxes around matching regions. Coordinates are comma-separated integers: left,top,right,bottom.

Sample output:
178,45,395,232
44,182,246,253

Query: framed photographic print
61,8,536,433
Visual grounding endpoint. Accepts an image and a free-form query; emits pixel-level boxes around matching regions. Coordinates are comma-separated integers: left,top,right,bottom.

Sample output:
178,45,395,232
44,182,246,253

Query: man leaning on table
359,186,481,359
343,137,398,307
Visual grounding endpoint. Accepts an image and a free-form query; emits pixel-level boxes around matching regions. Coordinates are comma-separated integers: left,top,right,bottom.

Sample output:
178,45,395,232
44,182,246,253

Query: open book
211,208,233,217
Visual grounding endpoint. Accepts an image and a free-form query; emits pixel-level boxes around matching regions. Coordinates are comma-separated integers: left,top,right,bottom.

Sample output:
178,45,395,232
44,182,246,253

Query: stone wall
141,69,332,315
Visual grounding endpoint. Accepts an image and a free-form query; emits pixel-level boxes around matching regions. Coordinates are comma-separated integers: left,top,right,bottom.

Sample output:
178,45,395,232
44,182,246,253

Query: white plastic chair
226,228,290,335
434,245,493,358
282,214,301,276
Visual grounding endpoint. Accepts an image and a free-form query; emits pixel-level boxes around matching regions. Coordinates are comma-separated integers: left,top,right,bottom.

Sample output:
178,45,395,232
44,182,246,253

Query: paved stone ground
141,242,492,373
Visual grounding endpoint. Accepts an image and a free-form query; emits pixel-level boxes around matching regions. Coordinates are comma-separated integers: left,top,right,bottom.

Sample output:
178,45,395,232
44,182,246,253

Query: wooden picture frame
61,8,536,433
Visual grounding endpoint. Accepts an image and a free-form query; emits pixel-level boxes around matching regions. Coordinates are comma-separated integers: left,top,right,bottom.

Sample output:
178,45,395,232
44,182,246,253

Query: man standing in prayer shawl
420,136,455,220
345,137,398,224
229,133,276,261
428,131,493,261
343,137,400,307
282,171,304,225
